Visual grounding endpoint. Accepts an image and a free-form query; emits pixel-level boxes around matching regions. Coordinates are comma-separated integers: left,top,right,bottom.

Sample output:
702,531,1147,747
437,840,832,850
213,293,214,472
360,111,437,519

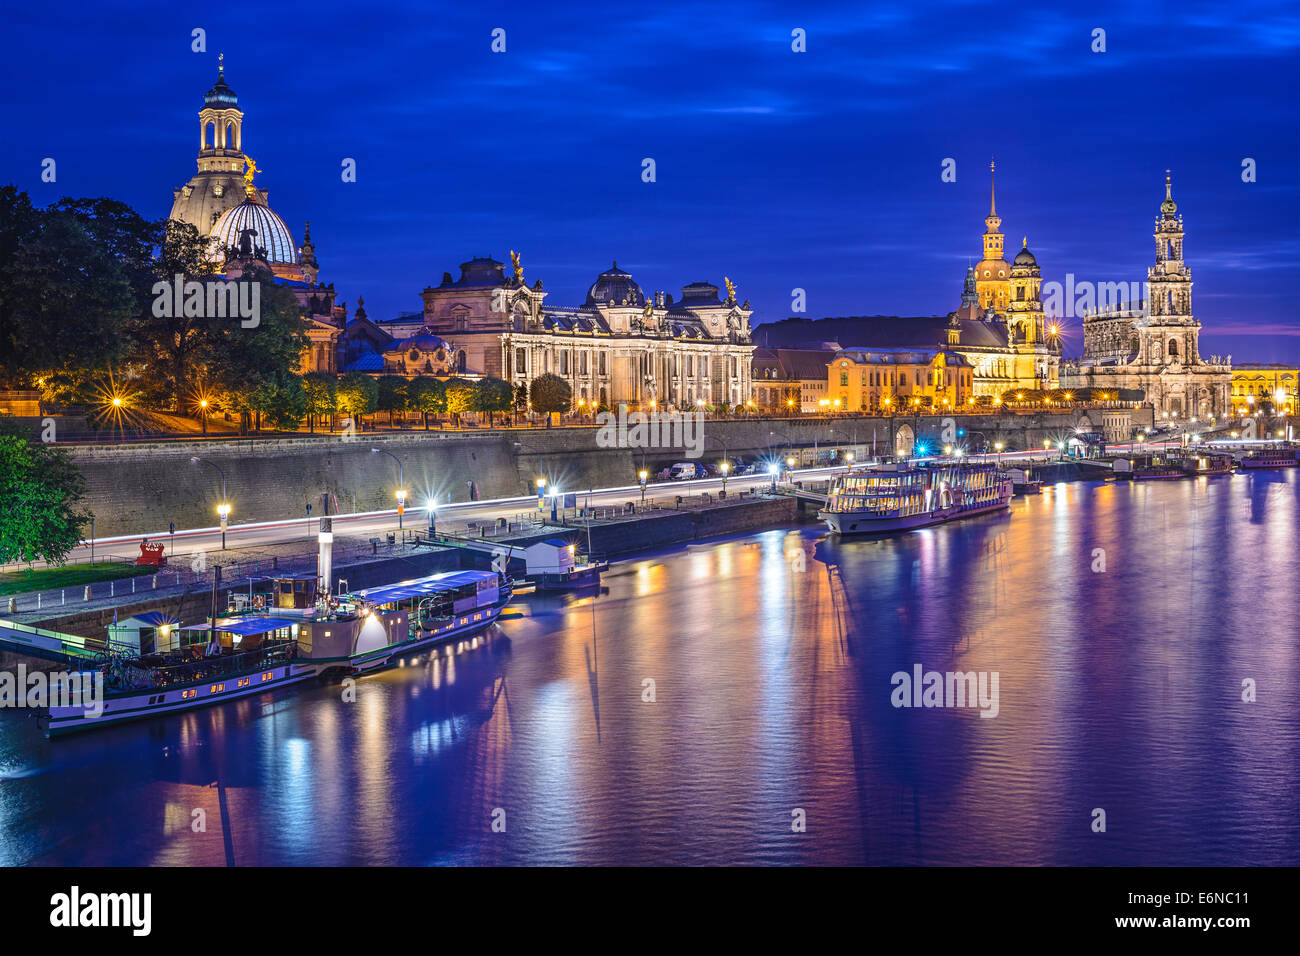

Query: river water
2,473,1298,865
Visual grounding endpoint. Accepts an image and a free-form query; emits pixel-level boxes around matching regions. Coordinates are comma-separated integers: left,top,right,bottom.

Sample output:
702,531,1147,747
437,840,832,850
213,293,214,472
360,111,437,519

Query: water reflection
1,473,1297,864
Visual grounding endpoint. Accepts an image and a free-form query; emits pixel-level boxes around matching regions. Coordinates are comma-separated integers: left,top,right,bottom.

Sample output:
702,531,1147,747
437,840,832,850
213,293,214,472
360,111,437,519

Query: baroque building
414,256,754,410
1061,174,1231,419
168,58,343,374
755,163,1059,399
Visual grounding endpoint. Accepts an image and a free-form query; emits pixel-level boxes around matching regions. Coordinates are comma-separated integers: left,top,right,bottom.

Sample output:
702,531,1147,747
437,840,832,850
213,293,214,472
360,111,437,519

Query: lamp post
994,441,1004,468
190,456,230,549
639,468,648,504
719,460,730,496
370,447,406,529
199,398,208,436
515,441,545,495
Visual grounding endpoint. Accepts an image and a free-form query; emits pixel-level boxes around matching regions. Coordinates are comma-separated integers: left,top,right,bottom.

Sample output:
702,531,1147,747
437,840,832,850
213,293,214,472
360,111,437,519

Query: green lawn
0,562,161,596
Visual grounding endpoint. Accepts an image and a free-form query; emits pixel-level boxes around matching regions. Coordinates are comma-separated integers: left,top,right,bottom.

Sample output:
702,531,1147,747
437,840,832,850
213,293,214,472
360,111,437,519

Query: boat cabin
524,539,579,576
356,570,501,635
107,612,182,656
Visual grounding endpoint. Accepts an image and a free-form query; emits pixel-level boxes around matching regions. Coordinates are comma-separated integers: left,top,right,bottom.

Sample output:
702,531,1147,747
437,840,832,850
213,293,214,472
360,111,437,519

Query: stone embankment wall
65,411,1120,536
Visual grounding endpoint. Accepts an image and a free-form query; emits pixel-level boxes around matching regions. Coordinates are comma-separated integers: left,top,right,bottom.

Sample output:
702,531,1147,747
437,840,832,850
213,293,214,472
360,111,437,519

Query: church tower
1137,172,1201,369
1007,238,1043,344
169,56,263,237
974,160,1011,313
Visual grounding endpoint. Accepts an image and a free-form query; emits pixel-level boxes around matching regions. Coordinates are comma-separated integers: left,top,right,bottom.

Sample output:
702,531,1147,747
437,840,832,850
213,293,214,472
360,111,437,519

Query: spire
1160,168,1178,217
989,158,997,216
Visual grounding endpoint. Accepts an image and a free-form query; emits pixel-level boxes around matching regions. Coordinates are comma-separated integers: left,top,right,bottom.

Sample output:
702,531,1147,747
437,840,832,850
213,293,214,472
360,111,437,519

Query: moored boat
818,461,1012,534
39,569,512,737
1006,466,1042,495
1239,445,1299,469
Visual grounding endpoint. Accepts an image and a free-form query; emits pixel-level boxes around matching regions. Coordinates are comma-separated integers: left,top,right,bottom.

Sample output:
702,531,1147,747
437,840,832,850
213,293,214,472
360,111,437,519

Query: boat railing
105,640,301,691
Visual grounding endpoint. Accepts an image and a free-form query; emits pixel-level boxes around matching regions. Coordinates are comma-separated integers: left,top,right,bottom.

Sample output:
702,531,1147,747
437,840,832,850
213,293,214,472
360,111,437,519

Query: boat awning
358,570,497,605
178,617,299,636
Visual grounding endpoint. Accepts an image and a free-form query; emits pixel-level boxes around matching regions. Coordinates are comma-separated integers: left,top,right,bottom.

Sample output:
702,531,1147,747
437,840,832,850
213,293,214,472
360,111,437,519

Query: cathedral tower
169,56,264,236
974,160,1011,313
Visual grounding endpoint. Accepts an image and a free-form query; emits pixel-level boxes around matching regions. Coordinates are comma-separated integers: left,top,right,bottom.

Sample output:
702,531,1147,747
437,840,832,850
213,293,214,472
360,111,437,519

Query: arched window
1168,339,1179,359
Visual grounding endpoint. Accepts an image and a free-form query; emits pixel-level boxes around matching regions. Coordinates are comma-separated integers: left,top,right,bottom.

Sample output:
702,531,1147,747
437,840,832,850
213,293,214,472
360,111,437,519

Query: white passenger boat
39,569,512,737
819,461,1012,534
1239,445,1298,469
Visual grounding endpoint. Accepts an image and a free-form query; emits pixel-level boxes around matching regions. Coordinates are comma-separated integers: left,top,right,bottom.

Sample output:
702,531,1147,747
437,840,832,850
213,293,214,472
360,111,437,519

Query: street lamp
719,460,730,495
994,441,1004,466
370,447,406,529
638,468,648,503
199,398,208,436
190,456,229,550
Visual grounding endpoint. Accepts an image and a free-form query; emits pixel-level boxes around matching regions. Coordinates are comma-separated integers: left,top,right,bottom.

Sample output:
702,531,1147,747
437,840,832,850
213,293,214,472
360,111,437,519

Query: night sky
3,1,1297,362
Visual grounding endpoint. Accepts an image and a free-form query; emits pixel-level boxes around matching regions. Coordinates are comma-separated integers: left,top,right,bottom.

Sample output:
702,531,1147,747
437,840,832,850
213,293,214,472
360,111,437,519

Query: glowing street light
638,468,648,503
719,460,730,495
190,456,230,550
370,447,406,529
994,441,1004,466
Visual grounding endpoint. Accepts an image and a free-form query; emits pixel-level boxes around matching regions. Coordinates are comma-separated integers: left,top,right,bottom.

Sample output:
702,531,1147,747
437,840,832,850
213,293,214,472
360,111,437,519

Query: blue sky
3,0,1298,362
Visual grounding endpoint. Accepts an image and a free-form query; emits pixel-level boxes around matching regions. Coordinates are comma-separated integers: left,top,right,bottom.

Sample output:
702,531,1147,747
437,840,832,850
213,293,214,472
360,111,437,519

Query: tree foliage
529,373,573,415
0,187,136,385
0,422,90,565
476,376,513,424
337,372,378,418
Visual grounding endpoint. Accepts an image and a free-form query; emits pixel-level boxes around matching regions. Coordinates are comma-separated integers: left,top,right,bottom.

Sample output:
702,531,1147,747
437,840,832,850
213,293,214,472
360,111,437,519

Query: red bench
136,541,167,567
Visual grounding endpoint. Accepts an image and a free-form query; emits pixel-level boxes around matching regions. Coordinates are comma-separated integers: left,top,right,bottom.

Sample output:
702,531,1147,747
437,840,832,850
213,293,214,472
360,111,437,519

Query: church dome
207,199,298,265
1013,245,1037,266
204,66,239,109
392,327,448,353
586,262,645,307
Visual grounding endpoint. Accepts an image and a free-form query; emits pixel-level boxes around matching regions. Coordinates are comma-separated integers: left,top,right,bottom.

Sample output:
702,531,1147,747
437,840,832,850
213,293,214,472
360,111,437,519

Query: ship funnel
318,493,333,596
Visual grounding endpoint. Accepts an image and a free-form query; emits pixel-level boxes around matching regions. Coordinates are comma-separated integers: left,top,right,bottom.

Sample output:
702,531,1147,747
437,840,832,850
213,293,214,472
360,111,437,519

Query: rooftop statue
724,276,737,300
243,156,260,197
510,250,524,283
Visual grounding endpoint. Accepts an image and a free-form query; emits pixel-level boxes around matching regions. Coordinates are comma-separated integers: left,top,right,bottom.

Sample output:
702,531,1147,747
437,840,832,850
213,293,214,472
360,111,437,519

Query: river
2,472,1297,865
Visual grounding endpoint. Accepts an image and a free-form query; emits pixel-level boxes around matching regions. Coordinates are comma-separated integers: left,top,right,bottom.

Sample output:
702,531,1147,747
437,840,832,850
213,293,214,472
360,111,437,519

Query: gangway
0,618,128,666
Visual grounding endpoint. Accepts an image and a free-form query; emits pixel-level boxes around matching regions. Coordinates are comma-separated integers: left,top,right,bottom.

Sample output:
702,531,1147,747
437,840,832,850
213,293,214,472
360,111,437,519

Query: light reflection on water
1,473,1297,865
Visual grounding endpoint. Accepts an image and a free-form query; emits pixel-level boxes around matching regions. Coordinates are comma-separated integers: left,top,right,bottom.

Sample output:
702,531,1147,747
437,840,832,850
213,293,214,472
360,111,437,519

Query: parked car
669,462,707,480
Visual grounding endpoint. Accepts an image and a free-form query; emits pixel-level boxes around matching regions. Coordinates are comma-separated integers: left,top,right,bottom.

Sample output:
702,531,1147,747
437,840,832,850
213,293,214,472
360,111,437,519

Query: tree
530,373,573,421
129,218,214,411
336,372,379,424
476,376,513,426
444,377,477,423
0,422,91,565
376,375,410,426
302,372,337,433
512,381,529,422
206,265,311,433
0,187,136,386
408,377,447,429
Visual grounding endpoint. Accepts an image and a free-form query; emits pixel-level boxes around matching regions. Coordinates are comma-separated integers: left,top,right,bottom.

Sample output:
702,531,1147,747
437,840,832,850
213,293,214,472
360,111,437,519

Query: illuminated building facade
827,348,973,412
1062,174,1232,420
168,59,343,374
415,258,754,409
1230,364,1298,416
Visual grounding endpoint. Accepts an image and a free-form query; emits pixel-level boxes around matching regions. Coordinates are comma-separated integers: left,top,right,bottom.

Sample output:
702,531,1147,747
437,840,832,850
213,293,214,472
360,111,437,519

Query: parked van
669,462,706,480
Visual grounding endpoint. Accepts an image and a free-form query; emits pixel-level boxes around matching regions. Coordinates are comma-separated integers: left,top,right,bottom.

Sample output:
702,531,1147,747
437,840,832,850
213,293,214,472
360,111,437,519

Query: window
515,348,527,375
599,351,607,375
840,372,849,386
